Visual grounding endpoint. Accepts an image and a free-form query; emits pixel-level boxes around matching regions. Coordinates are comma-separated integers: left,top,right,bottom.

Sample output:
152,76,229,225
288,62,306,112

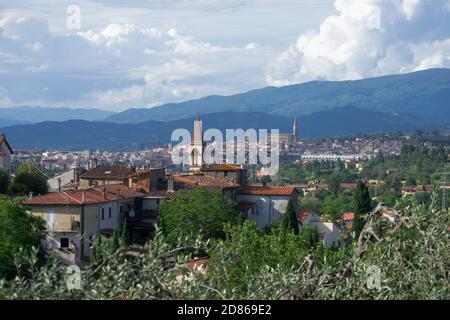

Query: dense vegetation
0,194,447,299
0,196,44,278
158,188,242,247
277,144,449,213
0,162,48,196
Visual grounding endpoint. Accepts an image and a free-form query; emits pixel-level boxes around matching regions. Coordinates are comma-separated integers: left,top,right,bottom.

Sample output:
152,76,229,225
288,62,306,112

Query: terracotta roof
144,190,176,199
201,163,242,171
238,186,297,196
24,185,145,206
0,134,13,154
101,184,146,198
24,190,119,205
298,211,312,223
401,185,434,192
339,183,356,188
297,211,323,223
79,166,144,180
173,174,237,189
342,212,354,221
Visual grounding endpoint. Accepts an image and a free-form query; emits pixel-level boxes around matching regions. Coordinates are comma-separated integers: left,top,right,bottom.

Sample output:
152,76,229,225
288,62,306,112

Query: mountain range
105,68,450,124
0,68,449,150
0,106,114,124
0,107,437,150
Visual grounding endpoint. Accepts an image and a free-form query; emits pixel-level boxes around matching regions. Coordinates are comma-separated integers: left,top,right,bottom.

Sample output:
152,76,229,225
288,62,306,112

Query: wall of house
0,141,12,173
98,200,121,231
309,221,341,248
235,194,295,229
82,204,100,260
41,232,81,264
30,205,81,232
47,169,76,191
143,198,159,211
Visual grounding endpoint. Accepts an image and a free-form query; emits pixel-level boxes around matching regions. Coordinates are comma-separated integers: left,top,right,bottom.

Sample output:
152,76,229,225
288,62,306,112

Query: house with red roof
0,134,13,174
235,186,300,229
79,165,165,193
24,184,145,264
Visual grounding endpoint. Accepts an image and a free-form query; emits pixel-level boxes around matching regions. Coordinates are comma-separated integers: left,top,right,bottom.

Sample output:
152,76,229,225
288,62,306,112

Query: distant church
187,115,299,172
279,118,298,149
188,114,205,173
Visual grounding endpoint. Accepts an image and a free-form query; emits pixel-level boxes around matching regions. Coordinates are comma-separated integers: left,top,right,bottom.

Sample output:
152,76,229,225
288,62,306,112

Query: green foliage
208,221,313,297
352,180,372,237
0,199,448,299
121,219,128,246
0,196,44,277
321,194,354,221
281,200,299,235
112,229,120,252
158,188,242,246
11,172,48,195
298,225,320,248
0,169,9,194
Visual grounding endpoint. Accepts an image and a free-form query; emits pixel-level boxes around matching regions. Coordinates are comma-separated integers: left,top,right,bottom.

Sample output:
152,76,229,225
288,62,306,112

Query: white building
299,211,342,248
236,186,300,229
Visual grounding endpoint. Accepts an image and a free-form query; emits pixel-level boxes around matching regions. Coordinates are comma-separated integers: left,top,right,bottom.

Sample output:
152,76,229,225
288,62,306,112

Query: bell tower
189,114,204,173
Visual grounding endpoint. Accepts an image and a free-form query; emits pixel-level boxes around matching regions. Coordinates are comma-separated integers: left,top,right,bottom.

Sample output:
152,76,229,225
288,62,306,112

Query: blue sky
0,0,449,111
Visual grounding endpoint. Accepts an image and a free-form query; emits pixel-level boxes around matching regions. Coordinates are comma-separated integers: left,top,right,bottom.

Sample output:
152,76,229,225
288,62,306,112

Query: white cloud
0,13,270,111
266,0,450,86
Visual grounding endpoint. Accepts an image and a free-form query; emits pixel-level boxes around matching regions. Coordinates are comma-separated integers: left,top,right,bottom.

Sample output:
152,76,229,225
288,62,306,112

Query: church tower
290,117,298,146
189,114,204,173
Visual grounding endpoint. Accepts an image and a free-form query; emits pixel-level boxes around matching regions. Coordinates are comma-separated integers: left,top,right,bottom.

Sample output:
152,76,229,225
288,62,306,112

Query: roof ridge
62,191,83,204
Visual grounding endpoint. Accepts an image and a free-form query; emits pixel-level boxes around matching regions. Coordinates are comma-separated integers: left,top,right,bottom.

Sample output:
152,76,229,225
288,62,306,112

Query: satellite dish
128,210,135,218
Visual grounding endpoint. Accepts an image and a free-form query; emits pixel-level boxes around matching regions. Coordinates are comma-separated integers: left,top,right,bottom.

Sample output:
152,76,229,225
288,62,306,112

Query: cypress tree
282,199,299,235
352,180,372,238
112,228,120,252
121,219,129,246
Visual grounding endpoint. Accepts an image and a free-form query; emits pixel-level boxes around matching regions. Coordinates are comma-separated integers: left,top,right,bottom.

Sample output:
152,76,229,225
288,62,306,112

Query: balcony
46,220,80,233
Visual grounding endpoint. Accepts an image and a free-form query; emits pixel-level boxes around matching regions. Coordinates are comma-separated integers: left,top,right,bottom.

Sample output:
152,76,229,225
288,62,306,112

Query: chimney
28,192,33,199
81,192,85,203
167,178,174,191
103,186,107,200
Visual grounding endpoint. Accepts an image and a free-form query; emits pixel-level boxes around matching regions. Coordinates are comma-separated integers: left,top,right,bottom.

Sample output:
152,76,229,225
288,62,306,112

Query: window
120,205,123,213
101,208,105,220
109,207,112,219
224,171,228,177
60,238,69,248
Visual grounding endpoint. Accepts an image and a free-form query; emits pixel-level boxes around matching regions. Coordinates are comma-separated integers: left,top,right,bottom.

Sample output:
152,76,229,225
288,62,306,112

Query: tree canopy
0,196,44,277
157,187,242,246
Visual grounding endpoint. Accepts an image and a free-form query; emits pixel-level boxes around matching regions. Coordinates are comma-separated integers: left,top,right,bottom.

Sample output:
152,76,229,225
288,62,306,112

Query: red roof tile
238,186,297,196
80,165,146,180
342,212,354,221
23,185,145,206
173,174,237,189
201,163,242,171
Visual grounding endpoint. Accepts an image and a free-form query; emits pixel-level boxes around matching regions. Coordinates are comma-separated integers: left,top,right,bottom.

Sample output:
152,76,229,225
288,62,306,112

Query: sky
0,0,449,112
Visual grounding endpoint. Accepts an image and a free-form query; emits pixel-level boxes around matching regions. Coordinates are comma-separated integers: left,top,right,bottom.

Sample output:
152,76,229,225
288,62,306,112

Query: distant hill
0,106,115,123
0,118,31,128
0,107,438,150
105,68,450,124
